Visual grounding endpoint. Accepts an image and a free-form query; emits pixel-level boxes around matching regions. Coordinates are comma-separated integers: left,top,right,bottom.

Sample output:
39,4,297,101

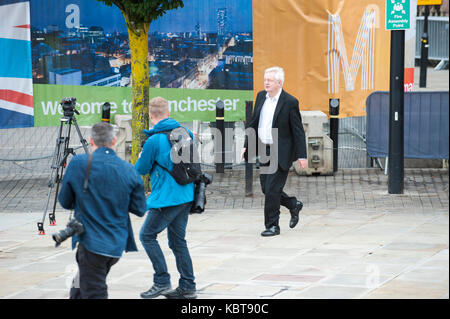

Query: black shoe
289,201,303,228
163,286,197,299
140,284,172,299
261,225,280,237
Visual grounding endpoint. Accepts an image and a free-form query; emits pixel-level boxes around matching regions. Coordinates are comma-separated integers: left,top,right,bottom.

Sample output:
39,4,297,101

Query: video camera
61,97,79,117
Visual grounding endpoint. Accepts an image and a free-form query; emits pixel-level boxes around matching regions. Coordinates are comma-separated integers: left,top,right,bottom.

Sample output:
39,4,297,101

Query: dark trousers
259,145,297,229
69,243,119,299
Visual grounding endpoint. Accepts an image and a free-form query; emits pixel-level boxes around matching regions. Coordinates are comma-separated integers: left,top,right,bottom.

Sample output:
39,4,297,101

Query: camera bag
156,127,202,185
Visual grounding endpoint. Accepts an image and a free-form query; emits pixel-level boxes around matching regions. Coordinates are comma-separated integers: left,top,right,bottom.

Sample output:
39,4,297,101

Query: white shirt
258,89,282,144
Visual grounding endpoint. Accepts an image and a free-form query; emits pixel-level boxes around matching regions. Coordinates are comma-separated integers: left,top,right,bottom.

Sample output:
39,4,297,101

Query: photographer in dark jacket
58,122,146,299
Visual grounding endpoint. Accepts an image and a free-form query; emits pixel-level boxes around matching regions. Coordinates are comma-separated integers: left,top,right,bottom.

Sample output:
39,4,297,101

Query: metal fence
338,116,368,168
0,126,91,177
416,16,449,61
0,117,368,178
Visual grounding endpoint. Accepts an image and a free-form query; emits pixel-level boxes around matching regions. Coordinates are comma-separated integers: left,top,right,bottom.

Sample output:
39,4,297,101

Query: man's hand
297,158,308,170
240,147,246,162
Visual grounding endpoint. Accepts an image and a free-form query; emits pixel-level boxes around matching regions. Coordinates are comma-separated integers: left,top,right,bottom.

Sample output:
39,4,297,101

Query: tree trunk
124,15,151,190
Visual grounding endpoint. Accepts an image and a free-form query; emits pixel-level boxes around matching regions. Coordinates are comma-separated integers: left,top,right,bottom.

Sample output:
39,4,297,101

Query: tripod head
61,97,79,117
56,97,88,167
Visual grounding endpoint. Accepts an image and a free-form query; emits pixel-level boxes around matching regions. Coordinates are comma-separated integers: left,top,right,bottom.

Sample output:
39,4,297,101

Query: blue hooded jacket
135,118,194,210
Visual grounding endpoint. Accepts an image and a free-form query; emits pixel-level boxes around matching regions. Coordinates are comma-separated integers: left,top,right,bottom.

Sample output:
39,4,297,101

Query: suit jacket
245,90,307,171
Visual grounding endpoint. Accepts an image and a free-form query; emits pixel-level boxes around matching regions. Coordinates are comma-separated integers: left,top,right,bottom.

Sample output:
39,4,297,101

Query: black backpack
156,127,202,185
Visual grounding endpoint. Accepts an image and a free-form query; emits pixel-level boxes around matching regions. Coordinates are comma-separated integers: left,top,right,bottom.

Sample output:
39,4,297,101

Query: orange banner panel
417,0,442,5
253,0,392,117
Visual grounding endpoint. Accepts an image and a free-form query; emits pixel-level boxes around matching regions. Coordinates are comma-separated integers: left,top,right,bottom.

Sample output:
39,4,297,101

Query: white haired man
243,66,307,236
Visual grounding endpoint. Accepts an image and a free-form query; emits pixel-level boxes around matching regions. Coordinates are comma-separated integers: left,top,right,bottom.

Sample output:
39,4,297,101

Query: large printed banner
253,0,393,118
0,0,34,128
2,0,419,127
34,84,251,125
28,0,252,126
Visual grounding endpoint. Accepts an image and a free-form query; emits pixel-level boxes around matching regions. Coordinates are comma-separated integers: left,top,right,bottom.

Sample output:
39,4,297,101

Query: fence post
419,5,429,88
329,99,340,172
388,30,405,194
215,100,225,173
101,102,111,123
245,100,253,197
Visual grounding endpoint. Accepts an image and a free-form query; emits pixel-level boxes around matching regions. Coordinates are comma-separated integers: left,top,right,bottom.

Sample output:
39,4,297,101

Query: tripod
38,112,89,235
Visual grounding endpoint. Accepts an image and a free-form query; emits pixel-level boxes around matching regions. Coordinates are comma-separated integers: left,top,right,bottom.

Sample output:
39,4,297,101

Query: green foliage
97,0,184,24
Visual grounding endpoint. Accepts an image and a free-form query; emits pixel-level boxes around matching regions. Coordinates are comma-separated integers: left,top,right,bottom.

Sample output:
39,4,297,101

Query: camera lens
51,218,84,247
52,227,75,244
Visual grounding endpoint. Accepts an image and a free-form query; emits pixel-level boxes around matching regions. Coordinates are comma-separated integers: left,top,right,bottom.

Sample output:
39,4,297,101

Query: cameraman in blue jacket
135,96,196,299
58,122,146,299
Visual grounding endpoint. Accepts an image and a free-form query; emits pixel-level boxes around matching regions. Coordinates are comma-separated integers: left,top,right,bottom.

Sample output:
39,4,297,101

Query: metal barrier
366,91,449,162
1,118,372,178
416,16,449,61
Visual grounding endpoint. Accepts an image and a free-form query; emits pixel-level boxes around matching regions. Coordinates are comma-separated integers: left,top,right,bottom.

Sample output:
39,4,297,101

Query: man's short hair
149,97,169,118
264,66,285,86
91,122,115,147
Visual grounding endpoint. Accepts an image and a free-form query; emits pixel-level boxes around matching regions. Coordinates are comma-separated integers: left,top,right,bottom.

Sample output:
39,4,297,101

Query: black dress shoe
261,225,280,237
289,201,303,228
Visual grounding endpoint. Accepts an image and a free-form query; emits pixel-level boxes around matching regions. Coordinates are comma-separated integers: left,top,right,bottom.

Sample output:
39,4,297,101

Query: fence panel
366,91,449,159
1,116,372,179
416,16,449,61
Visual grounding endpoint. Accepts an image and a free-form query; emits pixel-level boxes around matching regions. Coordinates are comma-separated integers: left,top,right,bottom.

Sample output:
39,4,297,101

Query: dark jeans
260,145,297,229
69,243,119,299
139,202,195,291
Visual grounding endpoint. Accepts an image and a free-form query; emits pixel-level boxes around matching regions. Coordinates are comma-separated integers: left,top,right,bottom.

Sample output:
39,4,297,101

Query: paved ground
414,67,449,92
0,167,448,299
1,168,448,213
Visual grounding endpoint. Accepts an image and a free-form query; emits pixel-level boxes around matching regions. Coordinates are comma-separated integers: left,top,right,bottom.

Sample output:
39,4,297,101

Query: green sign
386,0,411,30
33,84,251,127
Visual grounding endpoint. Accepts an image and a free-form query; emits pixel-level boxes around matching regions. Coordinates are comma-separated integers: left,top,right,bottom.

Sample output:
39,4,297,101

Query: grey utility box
113,114,132,162
293,111,333,176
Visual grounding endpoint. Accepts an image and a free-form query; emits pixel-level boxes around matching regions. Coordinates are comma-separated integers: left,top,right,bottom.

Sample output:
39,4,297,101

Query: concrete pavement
0,168,448,299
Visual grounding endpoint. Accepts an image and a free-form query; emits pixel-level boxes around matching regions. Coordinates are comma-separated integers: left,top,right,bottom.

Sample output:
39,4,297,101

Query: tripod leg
40,183,54,234
49,116,81,227
39,120,66,234
37,222,45,235
49,165,65,226
38,115,88,234
50,121,71,226
40,162,59,233
72,117,89,154
50,119,75,225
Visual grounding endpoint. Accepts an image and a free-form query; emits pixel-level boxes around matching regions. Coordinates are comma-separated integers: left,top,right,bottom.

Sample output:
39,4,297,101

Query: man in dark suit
242,66,307,236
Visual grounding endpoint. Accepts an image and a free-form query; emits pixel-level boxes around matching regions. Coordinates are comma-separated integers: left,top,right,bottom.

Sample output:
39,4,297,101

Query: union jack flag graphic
0,1,33,128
